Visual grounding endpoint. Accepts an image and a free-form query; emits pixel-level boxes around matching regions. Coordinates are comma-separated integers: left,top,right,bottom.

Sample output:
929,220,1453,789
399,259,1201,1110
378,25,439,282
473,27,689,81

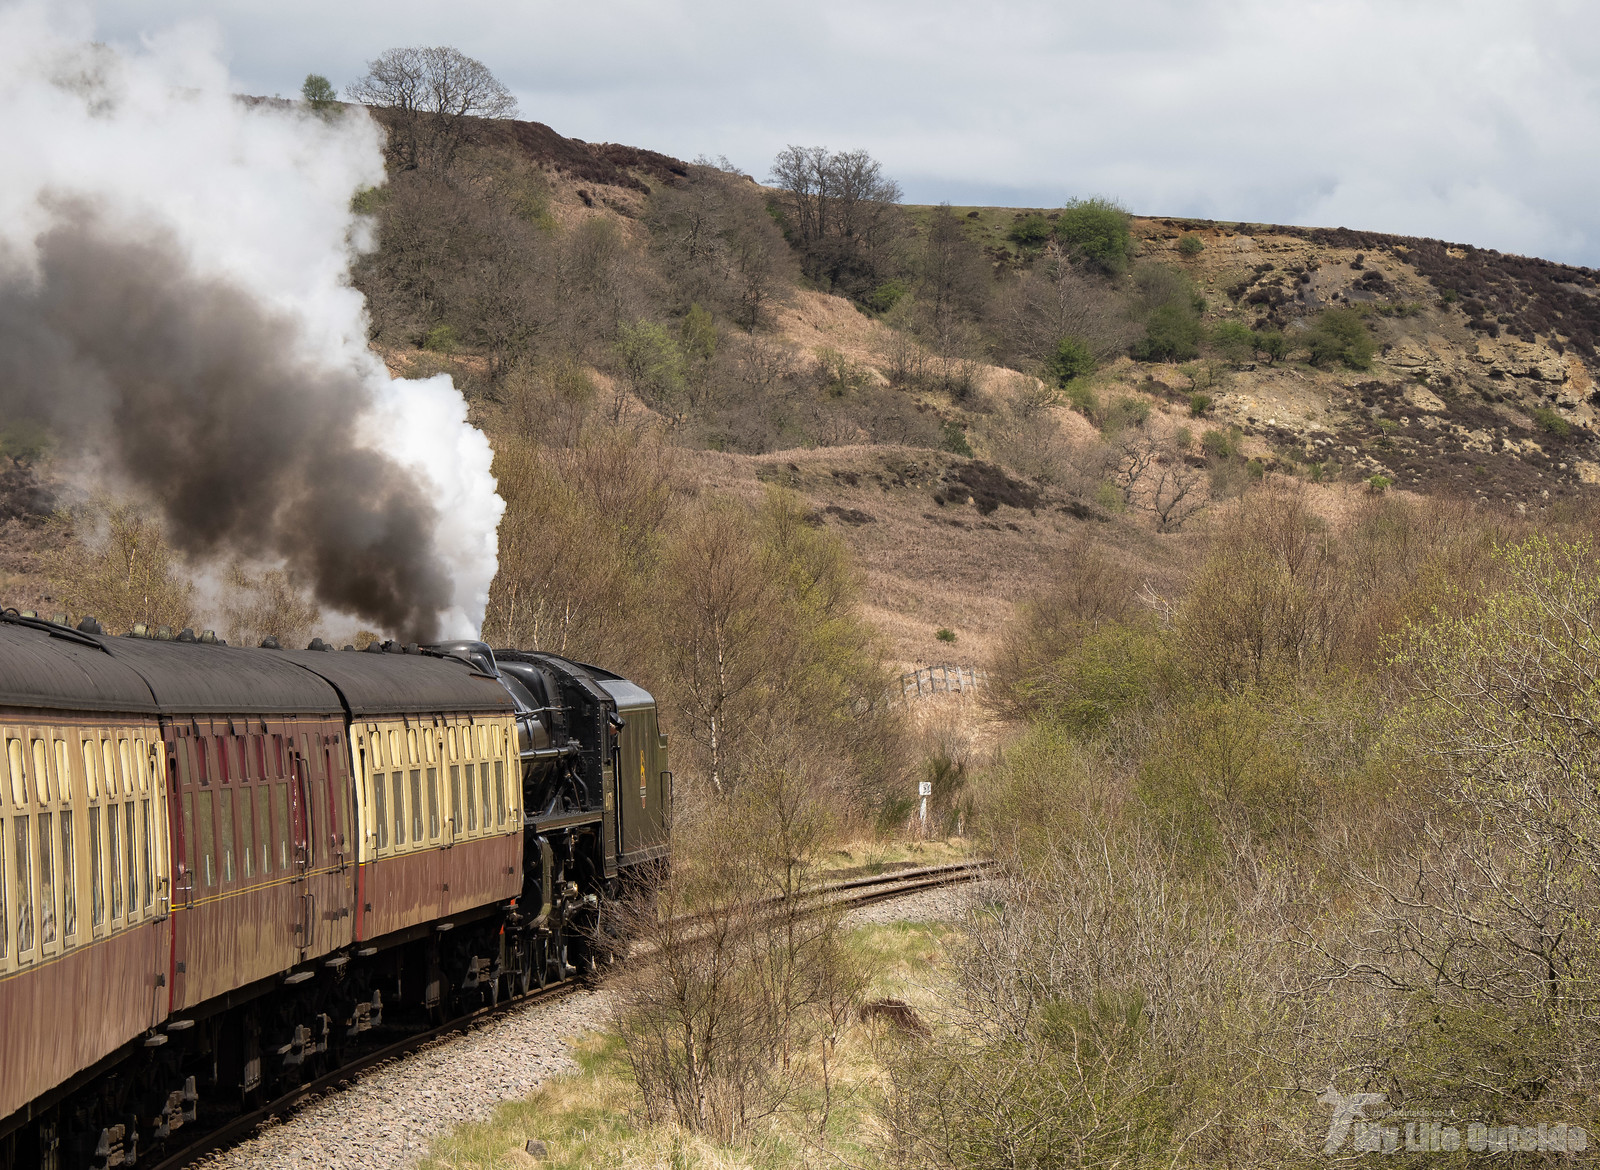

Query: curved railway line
156,860,987,1170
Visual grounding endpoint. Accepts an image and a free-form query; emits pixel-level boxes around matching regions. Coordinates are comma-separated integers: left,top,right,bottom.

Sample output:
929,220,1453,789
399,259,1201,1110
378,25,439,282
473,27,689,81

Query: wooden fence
894,663,986,702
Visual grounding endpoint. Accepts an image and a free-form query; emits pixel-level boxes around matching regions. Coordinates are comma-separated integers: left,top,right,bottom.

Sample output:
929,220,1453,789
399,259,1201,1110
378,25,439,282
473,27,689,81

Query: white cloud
82,0,1600,264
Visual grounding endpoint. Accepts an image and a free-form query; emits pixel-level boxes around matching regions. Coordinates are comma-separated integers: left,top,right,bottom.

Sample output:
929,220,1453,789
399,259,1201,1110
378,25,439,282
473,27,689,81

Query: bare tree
348,46,517,172
769,145,903,298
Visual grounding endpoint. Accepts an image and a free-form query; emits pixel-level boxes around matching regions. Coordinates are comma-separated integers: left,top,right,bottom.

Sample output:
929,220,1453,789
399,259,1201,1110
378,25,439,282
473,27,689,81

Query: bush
1189,393,1213,417
1532,406,1571,437
939,420,974,456
1007,214,1053,248
1054,198,1134,274
1252,328,1288,364
423,322,458,352
1177,234,1205,257
936,627,957,643
1201,428,1237,460
1209,320,1254,367
1102,396,1151,434
1133,302,1203,362
1367,474,1392,494
1046,335,1097,386
1305,307,1376,370
1064,381,1101,418
865,279,909,314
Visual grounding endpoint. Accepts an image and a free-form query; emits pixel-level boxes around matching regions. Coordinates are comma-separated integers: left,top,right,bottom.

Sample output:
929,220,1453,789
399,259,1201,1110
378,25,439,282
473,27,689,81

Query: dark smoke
0,213,453,642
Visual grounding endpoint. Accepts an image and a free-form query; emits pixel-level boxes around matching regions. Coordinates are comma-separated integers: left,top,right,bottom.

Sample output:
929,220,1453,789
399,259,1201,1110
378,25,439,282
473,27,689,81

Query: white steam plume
0,4,503,641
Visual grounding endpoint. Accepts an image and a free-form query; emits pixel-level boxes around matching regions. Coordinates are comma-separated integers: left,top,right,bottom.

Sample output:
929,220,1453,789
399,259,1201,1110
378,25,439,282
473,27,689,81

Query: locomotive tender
0,610,669,1168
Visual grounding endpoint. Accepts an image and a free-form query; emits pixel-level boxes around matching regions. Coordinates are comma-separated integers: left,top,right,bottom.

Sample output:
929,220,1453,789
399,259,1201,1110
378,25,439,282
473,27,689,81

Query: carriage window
447,727,458,761
465,763,477,832
372,772,388,850
218,737,230,783
13,817,32,953
427,768,440,840
273,735,285,777
461,726,474,761
480,765,491,834
495,761,506,827
273,784,290,871
107,804,123,919
449,766,462,834
82,741,99,800
239,790,254,878
305,776,319,866
54,740,72,801
196,790,215,888
5,740,23,808
102,739,118,798
134,740,148,795
255,786,272,874
410,770,423,843
219,789,236,883
36,813,54,945
425,733,436,765
124,801,138,913
0,824,7,958
392,774,406,846
253,735,266,778
30,739,49,804
407,728,417,765
89,806,103,926
139,801,153,909
60,811,76,939
118,740,133,796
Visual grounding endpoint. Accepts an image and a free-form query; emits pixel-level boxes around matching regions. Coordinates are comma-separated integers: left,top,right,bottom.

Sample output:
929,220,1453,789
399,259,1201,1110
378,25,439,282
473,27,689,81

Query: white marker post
918,780,932,832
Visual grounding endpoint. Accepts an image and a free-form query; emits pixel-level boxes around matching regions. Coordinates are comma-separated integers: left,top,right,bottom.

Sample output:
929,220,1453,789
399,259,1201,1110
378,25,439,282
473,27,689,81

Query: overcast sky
82,0,1600,267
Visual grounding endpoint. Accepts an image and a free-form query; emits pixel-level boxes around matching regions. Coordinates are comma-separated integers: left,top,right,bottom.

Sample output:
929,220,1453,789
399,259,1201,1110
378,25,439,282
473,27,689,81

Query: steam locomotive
0,610,670,1168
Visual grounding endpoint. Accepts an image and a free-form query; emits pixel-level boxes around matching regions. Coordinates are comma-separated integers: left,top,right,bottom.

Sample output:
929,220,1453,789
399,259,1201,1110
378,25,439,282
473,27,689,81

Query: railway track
154,860,985,1170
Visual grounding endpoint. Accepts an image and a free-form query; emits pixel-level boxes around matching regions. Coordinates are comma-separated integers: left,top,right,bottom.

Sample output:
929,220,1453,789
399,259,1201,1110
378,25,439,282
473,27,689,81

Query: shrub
1305,308,1376,370
1189,393,1213,417
939,420,974,456
1201,428,1236,460
1175,425,1194,448
1046,335,1097,386
936,627,957,643
1532,406,1571,437
1007,214,1053,248
1367,474,1392,494
865,279,909,314
1176,234,1204,257
423,322,458,352
1252,328,1287,364
1102,396,1151,434
1054,198,1134,274
1210,319,1254,367
1064,380,1101,418
1133,302,1202,362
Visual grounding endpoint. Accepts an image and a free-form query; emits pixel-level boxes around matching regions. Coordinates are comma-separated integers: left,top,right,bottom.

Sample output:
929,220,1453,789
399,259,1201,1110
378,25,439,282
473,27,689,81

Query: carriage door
288,751,312,959
164,727,192,1010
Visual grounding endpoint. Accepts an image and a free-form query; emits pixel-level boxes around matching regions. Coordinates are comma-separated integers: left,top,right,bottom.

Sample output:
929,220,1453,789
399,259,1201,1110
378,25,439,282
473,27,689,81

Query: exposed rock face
1134,218,1600,506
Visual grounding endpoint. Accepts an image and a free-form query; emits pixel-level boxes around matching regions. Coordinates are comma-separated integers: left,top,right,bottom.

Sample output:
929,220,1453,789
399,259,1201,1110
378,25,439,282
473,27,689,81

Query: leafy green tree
1252,328,1287,364
301,73,338,111
1134,303,1202,361
1305,307,1376,370
1054,198,1134,274
1210,320,1255,367
1045,335,1097,386
616,321,687,412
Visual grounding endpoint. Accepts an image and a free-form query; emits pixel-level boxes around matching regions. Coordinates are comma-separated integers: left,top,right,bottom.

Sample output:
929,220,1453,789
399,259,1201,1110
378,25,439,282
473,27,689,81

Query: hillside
11,108,1600,671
